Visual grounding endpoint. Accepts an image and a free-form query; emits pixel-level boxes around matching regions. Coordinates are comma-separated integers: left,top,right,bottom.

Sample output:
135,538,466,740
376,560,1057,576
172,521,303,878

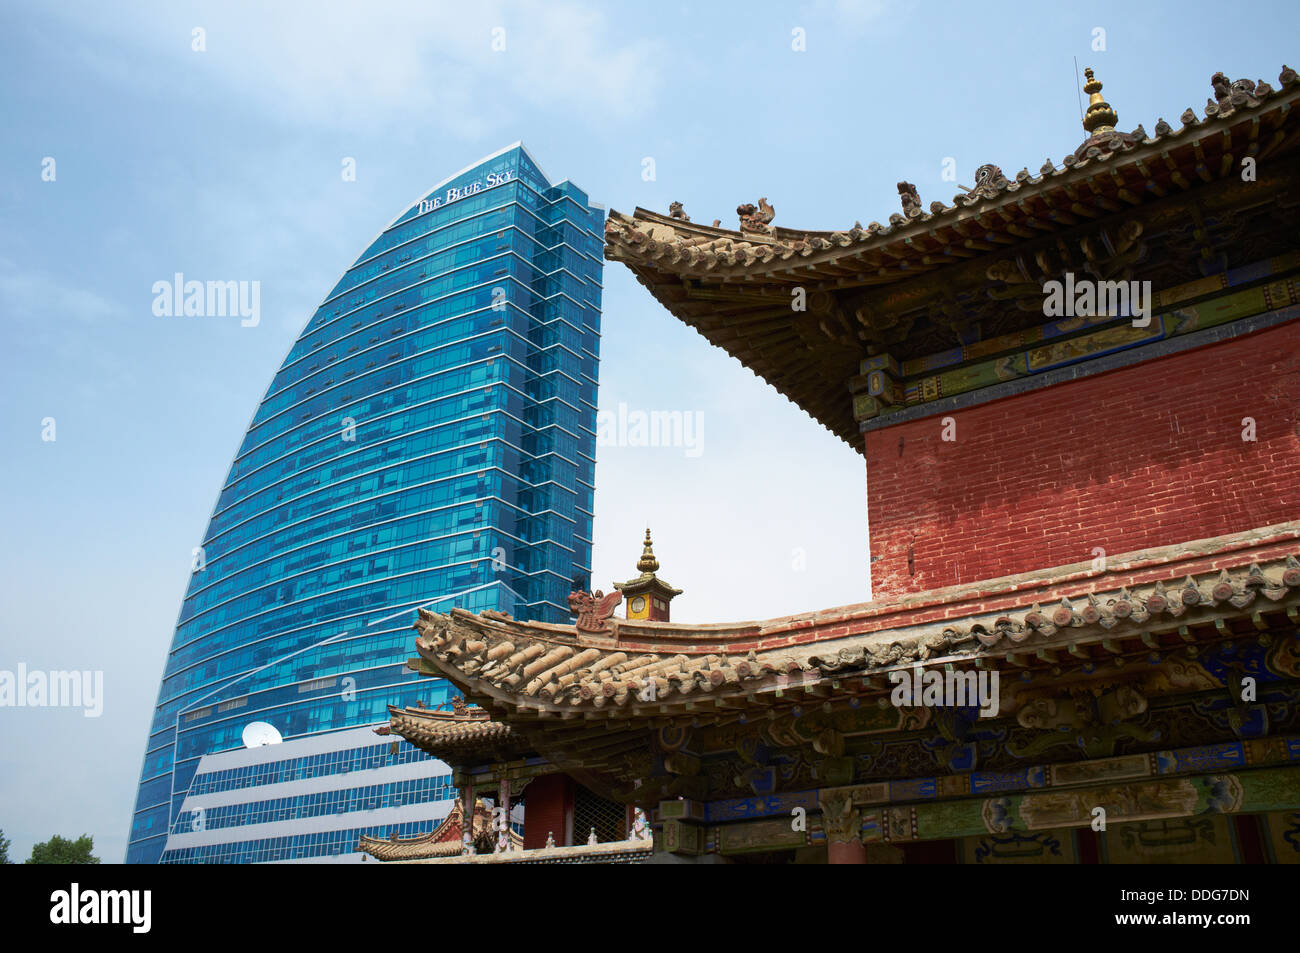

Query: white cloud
498,2,662,119
0,258,122,325
37,0,663,135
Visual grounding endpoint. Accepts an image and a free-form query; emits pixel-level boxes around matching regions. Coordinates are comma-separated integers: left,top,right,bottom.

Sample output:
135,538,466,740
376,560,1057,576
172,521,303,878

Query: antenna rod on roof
1074,56,1085,123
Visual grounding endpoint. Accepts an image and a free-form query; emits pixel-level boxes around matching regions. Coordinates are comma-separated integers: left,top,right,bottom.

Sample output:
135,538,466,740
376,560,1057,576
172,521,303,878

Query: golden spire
636,528,659,574
1082,67,1118,135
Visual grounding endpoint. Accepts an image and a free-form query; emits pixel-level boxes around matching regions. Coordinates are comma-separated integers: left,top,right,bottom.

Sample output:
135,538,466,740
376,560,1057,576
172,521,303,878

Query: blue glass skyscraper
127,144,604,863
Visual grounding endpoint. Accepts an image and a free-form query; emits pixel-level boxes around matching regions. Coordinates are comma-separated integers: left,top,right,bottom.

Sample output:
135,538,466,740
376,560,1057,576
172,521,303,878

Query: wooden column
827,839,868,864
461,780,475,854
820,790,865,864
495,777,512,852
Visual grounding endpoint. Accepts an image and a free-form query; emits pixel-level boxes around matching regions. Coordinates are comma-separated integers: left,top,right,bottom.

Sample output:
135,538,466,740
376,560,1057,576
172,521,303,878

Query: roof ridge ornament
637,527,660,573
897,181,921,217
737,198,775,235
568,589,622,634
1071,66,1142,162
1082,67,1118,135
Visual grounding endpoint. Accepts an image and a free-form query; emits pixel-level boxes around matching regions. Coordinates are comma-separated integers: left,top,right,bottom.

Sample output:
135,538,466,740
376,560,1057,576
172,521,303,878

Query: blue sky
1,0,1295,862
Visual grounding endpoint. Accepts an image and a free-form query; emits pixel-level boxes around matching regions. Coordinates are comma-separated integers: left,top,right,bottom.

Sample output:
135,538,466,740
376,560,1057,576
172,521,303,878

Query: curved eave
603,68,1300,450
396,838,654,864
607,72,1300,282
357,797,514,860
410,527,1300,720
385,704,521,759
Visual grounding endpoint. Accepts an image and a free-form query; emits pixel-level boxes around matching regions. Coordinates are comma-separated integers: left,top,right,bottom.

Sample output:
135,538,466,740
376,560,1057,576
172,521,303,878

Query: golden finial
1082,67,1118,135
636,528,659,574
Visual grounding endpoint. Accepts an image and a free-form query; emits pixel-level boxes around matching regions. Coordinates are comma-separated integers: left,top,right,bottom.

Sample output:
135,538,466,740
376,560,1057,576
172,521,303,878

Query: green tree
0,829,11,864
26,833,100,864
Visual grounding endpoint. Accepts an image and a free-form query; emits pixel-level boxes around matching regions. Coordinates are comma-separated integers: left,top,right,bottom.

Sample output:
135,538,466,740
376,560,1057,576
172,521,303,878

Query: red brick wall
523,773,572,849
865,319,1300,598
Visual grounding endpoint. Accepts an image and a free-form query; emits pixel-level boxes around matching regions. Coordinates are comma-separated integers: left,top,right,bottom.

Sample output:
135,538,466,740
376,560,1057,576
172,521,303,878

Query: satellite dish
242,721,282,748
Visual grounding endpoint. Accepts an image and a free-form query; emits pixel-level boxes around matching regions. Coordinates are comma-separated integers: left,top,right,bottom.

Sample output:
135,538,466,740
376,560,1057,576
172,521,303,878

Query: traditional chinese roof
404,522,1300,803
603,66,1300,448
378,698,519,759
411,522,1299,714
357,797,519,860
381,837,654,865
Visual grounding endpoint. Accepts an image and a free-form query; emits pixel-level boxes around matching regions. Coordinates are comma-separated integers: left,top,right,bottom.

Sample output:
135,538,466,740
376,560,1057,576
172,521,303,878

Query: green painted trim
860,765,1300,843
852,255,1300,423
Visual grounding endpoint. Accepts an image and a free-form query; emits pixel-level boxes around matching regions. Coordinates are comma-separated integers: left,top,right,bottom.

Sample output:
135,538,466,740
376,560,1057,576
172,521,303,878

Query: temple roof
404,522,1300,802
603,66,1300,448
357,797,519,860
410,523,1300,719
387,838,654,865
377,697,519,758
